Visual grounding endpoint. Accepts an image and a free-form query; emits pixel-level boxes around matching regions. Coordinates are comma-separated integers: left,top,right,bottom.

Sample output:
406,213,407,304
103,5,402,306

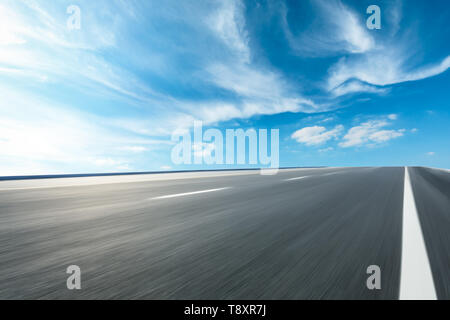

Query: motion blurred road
0,167,448,299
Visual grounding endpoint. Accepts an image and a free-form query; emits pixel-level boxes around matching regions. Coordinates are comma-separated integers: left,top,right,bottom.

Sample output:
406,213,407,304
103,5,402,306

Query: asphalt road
0,167,448,299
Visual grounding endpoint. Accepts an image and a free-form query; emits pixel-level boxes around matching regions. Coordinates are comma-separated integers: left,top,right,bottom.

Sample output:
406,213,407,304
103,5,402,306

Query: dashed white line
320,171,343,177
150,187,231,200
400,167,437,300
283,171,344,182
284,176,310,181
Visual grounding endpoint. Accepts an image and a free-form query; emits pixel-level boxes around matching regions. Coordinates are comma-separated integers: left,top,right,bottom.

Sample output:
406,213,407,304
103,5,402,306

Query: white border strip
400,167,437,300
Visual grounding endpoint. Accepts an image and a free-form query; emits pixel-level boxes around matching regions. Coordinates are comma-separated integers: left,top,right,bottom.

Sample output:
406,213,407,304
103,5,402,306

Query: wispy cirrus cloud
327,50,450,95
281,0,375,57
0,0,163,106
208,0,250,64
331,80,389,97
321,0,450,97
279,0,450,98
199,0,321,122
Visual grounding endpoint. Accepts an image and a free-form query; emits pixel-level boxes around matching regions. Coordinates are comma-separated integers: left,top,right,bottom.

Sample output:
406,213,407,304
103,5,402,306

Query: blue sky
0,0,449,175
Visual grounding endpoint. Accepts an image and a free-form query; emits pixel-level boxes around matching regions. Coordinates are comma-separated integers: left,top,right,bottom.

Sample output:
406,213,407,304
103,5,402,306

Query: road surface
0,167,448,299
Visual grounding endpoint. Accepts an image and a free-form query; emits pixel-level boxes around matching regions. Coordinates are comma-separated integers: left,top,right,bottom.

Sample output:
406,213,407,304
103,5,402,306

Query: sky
0,0,449,175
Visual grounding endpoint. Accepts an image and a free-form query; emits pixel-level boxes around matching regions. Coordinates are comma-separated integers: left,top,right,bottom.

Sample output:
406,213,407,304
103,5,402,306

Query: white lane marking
283,170,346,182
400,167,437,300
320,171,343,176
284,176,310,181
150,187,231,200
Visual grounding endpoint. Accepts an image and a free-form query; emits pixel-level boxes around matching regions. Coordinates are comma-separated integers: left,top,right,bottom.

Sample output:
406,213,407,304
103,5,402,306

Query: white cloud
388,114,398,120
92,158,129,169
292,125,344,146
319,147,334,153
319,117,334,123
426,152,435,156
193,103,243,124
204,63,319,119
317,0,450,97
368,130,404,143
331,80,389,97
282,0,374,57
405,56,450,82
0,0,158,104
201,0,323,121
328,1,374,54
192,142,216,158
118,146,149,153
208,0,250,63
339,119,404,148
327,50,450,94
0,87,167,175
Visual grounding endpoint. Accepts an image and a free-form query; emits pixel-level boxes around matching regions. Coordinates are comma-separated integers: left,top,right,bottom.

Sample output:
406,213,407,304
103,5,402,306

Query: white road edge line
400,167,437,300
284,176,310,181
150,187,231,200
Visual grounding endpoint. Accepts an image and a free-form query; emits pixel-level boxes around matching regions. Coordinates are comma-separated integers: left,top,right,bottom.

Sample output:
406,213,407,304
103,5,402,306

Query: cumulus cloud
292,125,344,146
339,119,404,148
293,114,407,149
